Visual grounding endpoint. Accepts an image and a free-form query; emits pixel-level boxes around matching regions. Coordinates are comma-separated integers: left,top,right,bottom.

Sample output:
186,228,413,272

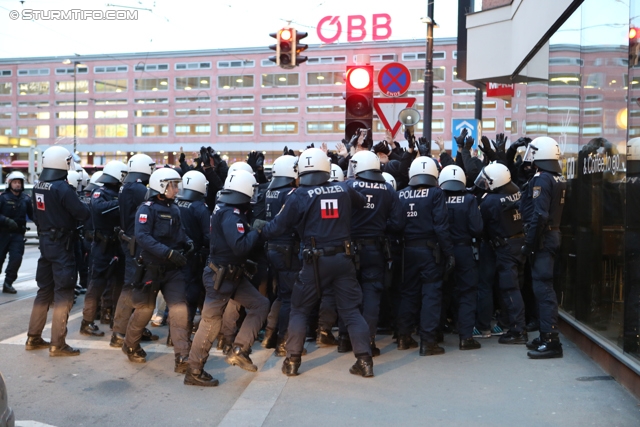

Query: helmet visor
162,179,183,194
474,168,493,191
523,144,538,163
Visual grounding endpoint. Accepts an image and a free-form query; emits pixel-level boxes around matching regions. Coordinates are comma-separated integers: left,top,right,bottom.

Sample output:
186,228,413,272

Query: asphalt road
1,246,640,427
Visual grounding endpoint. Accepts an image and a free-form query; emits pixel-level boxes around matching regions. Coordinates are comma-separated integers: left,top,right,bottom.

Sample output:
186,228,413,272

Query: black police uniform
81,185,124,331
75,188,93,291
479,186,527,338
124,198,192,360
521,169,566,356
188,202,268,372
261,181,372,368
443,190,483,342
28,177,90,351
397,184,454,351
0,186,33,292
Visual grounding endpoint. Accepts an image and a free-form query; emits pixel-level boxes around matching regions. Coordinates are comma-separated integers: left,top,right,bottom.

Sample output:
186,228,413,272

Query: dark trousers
397,246,444,343
0,232,25,286
112,242,136,335
476,241,496,331
451,245,479,340
495,238,526,333
188,266,269,370
184,256,206,323
286,254,370,358
267,247,301,339
27,235,75,346
124,269,190,356
82,241,124,322
357,245,385,337
531,231,560,334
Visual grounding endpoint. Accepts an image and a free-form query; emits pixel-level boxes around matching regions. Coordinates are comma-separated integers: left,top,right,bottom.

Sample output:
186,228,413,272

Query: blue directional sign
451,118,479,158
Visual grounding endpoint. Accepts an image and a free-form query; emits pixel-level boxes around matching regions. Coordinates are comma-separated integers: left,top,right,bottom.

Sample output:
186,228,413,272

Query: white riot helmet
67,170,82,190
329,164,344,182
5,171,25,191
350,151,384,183
269,155,298,189
180,170,208,201
439,165,467,192
219,169,257,205
229,161,254,174
40,146,72,181
85,171,104,192
628,137,640,174
474,162,517,192
98,160,128,185
124,154,156,183
298,148,331,185
80,169,89,191
408,156,439,187
523,136,562,174
382,172,396,191
148,167,182,198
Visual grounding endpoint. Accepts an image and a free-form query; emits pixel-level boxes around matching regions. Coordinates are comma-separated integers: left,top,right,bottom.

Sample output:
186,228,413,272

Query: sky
0,0,462,59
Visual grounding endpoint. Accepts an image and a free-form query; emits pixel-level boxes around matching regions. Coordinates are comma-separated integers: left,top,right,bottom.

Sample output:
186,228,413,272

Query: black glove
455,128,468,148
255,152,265,171
495,133,507,153
479,136,498,161
252,219,268,231
167,250,187,267
247,151,258,171
306,142,316,150
199,146,211,166
212,153,223,169
283,146,295,156
179,152,186,163
348,134,358,149
521,243,534,258
184,241,195,257
4,218,18,231
464,135,474,151
373,141,390,155
444,255,455,280
512,137,531,149
418,137,430,157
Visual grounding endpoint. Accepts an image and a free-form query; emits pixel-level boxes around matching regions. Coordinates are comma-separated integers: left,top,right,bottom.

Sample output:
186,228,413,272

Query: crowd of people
1,127,566,386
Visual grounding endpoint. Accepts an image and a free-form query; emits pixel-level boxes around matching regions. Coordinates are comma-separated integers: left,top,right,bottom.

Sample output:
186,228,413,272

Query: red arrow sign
373,97,416,137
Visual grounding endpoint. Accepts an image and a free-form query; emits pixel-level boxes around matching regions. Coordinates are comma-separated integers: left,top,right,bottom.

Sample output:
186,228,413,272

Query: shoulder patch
233,208,240,214
139,213,148,223
144,201,153,206
93,192,100,198
237,223,245,233
532,186,541,198
534,172,541,177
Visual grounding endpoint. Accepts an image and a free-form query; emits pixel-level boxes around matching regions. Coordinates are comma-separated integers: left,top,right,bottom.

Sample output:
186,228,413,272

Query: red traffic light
281,29,292,41
631,27,639,39
348,68,371,90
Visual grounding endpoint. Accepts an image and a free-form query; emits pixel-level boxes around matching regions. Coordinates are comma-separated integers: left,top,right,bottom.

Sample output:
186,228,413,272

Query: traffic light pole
423,1,435,143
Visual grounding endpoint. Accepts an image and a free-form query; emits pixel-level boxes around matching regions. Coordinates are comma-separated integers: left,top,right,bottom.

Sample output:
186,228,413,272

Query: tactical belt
404,239,437,248
508,233,525,239
267,242,296,254
95,230,117,242
452,239,473,246
354,237,382,249
305,245,345,257
146,262,179,273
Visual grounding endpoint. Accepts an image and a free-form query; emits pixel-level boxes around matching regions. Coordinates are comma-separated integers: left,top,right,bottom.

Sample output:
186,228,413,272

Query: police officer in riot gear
349,150,404,355
259,148,374,378
0,171,33,294
520,137,566,359
26,146,90,356
397,156,454,356
185,170,268,386
329,163,345,182
67,170,88,299
475,162,528,345
80,161,127,337
438,165,483,350
123,167,193,374
176,170,210,335
111,154,158,348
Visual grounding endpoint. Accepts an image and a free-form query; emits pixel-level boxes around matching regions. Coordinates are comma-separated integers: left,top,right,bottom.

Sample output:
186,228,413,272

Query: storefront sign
486,83,515,100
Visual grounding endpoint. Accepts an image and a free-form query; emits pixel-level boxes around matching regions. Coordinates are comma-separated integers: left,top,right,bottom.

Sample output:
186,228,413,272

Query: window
18,68,49,76
135,109,169,117
482,119,496,132
582,123,602,136
548,123,579,136
527,93,548,99
262,106,299,114
504,101,511,109
134,63,169,71
410,68,444,83
217,60,255,68
452,66,460,81
175,62,211,70
135,78,168,91
431,119,445,132
549,73,581,86
261,59,277,67
218,75,254,89
18,82,49,95
175,97,209,103
452,101,495,110
307,121,344,134
585,73,604,89
261,122,298,135
56,80,89,93
307,72,345,85
19,125,50,138
307,92,342,99
175,124,211,136
0,102,11,107
585,94,603,102
219,95,255,102
217,123,254,135
525,121,548,133
18,112,50,120
452,88,476,96
55,100,87,106
0,113,10,120
263,94,299,101
505,118,518,133
56,125,88,138
527,105,549,113
95,79,128,93
306,56,347,65
366,53,397,62
549,57,583,66
306,105,344,114
402,51,445,61
0,70,12,77
175,77,211,90
55,67,87,74
0,127,11,135
0,83,11,95
548,94,580,101
56,111,89,119
95,110,128,119
261,73,299,87
549,107,580,115
94,99,127,105
95,124,128,138
217,107,253,115
94,65,128,73
176,108,211,116
135,124,168,137
583,107,603,116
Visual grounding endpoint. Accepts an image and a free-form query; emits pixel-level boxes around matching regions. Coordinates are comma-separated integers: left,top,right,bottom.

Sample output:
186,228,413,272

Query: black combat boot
526,335,542,350
337,334,352,353
225,346,257,372
174,355,189,374
141,328,159,341
397,335,419,350
100,307,113,325
80,320,105,337
282,355,301,376
349,354,374,378
316,328,338,347
184,367,219,387
275,337,286,357
436,330,444,343
2,282,17,294
527,332,563,359
498,330,528,345
109,332,125,348
419,340,445,356
25,335,50,350
370,336,380,357
122,344,146,363
459,337,482,350
50,344,80,357
262,328,277,349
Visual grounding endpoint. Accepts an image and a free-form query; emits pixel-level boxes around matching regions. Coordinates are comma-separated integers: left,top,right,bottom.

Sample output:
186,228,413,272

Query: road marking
16,422,58,427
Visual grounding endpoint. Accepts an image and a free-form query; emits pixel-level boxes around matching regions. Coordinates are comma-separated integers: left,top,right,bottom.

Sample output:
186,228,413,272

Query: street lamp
421,11,439,144
62,59,85,157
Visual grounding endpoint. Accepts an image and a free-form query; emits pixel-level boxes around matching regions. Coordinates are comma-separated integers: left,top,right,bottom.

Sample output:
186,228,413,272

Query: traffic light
295,30,308,66
269,27,308,69
630,27,640,67
344,65,374,142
